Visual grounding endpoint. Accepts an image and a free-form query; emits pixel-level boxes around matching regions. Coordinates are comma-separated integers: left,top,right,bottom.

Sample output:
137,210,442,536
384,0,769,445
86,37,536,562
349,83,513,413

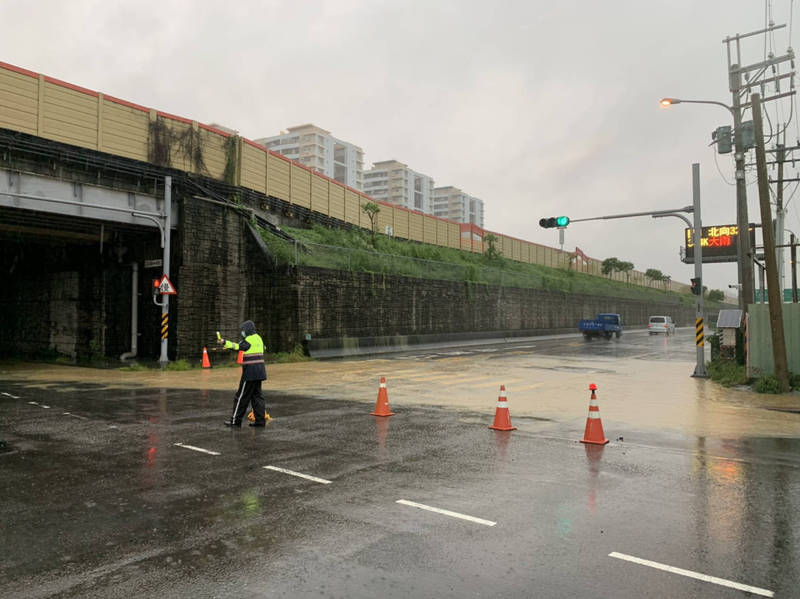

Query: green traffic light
556,216,570,227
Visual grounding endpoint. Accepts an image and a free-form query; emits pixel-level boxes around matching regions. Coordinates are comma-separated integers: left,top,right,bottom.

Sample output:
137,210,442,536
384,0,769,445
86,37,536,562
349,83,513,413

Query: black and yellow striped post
695,317,704,347
161,312,169,341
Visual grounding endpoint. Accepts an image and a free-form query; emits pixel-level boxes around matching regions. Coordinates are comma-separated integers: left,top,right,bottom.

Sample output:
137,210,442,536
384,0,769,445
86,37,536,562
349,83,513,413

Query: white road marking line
2,392,21,399
173,442,220,456
263,465,332,484
396,499,496,527
27,401,39,405
63,412,89,420
608,552,773,597
40,404,51,409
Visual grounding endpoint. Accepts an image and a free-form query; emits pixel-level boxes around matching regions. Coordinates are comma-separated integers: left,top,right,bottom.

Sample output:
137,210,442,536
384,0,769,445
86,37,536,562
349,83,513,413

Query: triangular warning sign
157,274,177,295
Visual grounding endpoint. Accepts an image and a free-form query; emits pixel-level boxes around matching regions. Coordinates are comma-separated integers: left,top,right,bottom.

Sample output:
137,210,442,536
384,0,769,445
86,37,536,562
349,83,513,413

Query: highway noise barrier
370,377,395,417
201,347,211,369
488,385,516,431
580,383,609,445
248,410,273,422
237,350,244,365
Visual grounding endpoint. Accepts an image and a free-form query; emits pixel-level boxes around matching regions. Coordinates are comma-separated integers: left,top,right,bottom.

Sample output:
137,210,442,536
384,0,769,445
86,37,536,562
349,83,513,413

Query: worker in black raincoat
218,320,267,427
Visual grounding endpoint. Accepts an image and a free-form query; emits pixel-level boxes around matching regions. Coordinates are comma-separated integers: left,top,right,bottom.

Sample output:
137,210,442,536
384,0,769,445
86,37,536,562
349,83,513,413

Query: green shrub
707,359,749,387
269,345,311,364
754,375,783,394
165,359,192,371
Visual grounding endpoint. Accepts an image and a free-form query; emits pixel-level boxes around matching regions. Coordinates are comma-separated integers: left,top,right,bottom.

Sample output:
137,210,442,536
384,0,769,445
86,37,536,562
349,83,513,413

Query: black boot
224,420,242,427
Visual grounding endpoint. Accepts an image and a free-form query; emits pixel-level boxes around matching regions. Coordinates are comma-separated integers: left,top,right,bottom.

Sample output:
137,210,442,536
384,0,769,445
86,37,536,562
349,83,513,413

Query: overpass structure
0,61,692,362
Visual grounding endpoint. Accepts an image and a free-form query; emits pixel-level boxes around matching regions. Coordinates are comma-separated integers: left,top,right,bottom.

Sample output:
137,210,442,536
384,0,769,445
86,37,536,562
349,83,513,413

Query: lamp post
659,97,753,311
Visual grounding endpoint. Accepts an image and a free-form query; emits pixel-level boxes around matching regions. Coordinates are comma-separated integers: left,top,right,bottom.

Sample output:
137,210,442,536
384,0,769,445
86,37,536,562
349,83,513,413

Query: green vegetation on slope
259,224,707,305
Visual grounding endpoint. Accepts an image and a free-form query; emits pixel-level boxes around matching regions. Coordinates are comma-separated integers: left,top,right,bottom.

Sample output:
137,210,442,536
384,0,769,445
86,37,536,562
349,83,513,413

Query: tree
601,257,621,276
645,268,664,287
707,289,725,302
483,233,502,262
619,261,634,282
602,257,634,282
361,201,381,246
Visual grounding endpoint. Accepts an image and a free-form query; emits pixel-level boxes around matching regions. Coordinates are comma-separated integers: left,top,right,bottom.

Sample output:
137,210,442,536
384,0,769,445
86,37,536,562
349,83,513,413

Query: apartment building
363,160,434,213
432,186,485,227
254,124,364,190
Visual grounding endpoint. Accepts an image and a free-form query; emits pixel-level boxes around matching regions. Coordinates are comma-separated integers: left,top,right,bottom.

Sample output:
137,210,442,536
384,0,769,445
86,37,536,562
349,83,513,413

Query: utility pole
775,142,786,291
752,93,790,392
723,23,795,310
792,233,798,303
729,64,754,309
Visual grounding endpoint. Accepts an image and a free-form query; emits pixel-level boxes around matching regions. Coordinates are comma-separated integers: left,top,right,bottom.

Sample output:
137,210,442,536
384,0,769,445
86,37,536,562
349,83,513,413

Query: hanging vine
148,116,208,174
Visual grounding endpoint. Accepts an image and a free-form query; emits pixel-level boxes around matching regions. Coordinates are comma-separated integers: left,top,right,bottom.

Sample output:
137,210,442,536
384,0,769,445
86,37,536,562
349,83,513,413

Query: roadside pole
752,94,790,391
691,163,707,378
159,176,172,366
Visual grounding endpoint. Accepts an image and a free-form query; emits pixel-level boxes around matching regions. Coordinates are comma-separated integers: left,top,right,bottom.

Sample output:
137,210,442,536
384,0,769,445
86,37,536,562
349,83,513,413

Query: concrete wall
174,201,700,357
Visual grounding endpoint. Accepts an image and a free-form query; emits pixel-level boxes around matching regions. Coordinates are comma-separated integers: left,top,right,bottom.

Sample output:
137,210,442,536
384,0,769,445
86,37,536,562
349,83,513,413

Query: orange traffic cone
489,385,516,431
237,350,244,365
370,377,395,417
201,347,211,368
580,383,609,445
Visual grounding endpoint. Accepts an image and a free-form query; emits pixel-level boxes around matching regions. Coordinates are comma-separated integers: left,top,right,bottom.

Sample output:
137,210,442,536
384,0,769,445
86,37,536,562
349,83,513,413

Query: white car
648,315,676,335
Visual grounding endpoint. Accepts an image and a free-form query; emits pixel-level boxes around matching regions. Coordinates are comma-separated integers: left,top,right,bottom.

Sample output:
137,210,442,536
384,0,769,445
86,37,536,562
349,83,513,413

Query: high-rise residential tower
255,124,364,190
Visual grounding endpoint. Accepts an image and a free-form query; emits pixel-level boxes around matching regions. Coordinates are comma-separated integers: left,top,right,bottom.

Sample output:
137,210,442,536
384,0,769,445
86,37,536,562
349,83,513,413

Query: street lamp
659,96,753,310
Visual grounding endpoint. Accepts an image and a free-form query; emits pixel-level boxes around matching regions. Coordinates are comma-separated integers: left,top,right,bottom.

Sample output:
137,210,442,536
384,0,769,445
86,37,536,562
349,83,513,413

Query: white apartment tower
433,186,484,227
363,160,434,213
255,124,364,190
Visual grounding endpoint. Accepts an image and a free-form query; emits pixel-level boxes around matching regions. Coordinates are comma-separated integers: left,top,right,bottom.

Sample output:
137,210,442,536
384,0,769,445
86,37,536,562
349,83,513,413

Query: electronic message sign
683,223,756,264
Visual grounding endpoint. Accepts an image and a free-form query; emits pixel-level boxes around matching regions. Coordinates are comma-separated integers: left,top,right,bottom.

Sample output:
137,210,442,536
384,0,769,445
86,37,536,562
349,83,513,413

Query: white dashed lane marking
396,499,496,527
2,392,21,399
173,443,221,456
263,465,332,485
608,552,773,597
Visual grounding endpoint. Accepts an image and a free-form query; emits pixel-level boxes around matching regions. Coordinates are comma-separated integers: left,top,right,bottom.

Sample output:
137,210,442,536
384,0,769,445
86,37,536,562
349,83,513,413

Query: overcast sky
4,0,800,293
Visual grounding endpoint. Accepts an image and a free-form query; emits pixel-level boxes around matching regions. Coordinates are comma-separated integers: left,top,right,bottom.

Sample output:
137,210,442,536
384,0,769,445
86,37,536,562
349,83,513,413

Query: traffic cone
201,347,211,369
370,377,395,417
237,350,244,365
580,383,609,445
489,385,516,431
247,410,272,422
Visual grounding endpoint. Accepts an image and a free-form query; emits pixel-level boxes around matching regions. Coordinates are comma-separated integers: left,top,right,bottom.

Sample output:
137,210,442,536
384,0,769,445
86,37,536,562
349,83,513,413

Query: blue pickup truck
578,313,623,340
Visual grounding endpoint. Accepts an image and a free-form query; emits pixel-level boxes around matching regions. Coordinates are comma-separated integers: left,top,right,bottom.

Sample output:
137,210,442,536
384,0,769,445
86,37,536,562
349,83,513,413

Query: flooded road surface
1,328,799,598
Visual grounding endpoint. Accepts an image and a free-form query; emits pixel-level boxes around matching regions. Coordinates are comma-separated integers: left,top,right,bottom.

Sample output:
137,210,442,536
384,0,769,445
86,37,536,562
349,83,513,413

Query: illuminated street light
659,95,751,309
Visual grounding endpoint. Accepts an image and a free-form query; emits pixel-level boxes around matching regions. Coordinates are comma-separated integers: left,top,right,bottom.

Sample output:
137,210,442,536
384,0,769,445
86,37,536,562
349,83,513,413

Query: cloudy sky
3,0,799,293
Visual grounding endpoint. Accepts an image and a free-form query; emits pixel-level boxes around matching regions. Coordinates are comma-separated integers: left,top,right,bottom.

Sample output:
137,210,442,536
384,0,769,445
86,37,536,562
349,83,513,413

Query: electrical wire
712,146,737,185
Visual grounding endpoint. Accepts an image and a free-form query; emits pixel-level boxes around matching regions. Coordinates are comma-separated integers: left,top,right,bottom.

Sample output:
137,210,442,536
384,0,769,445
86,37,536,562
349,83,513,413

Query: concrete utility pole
752,93,790,392
774,142,786,290
728,65,755,309
792,233,798,303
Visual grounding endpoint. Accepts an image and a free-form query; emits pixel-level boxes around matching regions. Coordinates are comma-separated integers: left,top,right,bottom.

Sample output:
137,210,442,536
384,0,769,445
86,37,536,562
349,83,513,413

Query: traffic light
712,126,732,154
690,277,701,295
539,216,570,228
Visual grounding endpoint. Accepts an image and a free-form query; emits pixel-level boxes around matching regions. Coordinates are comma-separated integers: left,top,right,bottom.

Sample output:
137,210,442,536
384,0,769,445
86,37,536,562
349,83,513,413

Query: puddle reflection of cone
489,385,516,431
371,377,395,417
580,383,609,445
201,347,211,368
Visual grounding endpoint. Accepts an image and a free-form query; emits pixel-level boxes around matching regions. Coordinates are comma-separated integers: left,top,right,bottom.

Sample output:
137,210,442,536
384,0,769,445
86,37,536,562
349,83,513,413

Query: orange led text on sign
685,225,739,249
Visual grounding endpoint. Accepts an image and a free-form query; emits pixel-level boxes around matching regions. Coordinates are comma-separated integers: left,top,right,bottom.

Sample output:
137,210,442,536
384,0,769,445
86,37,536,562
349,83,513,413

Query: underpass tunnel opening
0,206,172,363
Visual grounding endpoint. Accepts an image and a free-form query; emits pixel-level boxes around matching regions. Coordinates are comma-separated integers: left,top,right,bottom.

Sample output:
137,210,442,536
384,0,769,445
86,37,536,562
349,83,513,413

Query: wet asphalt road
1,330,799,598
